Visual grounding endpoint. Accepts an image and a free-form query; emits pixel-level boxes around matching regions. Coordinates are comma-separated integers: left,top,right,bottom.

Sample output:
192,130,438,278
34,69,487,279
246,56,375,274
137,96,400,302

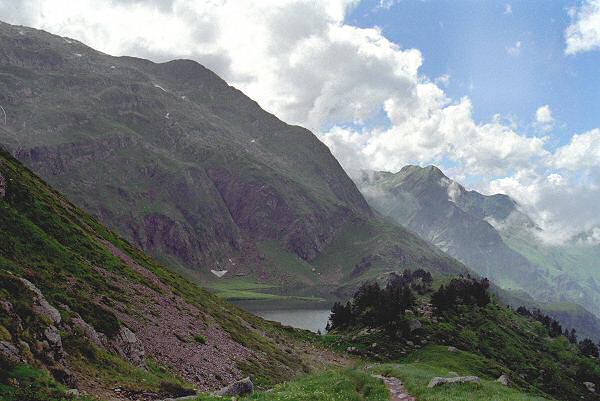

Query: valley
0,17,599,401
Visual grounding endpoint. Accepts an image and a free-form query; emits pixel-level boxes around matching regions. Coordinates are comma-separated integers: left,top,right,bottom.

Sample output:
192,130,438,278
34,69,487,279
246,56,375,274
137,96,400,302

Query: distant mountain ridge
353,165,543,287
353,165,600,340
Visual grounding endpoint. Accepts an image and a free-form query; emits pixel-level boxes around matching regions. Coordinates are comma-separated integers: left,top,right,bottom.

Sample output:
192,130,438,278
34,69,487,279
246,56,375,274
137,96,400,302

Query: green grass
370,346,553,401
195,368,389,401
208,279,277,291
208,276,325,302
64,333,194,395
0,364,96,401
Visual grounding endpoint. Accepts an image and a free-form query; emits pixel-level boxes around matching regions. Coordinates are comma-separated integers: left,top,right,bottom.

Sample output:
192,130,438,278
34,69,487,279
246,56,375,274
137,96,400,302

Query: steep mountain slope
0,20,369,276
353,166,600,337
0,21,467,292
0,147,341,399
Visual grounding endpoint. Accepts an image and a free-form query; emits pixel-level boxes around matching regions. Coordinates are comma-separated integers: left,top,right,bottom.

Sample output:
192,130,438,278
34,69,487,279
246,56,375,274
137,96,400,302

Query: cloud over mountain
1,0,600,244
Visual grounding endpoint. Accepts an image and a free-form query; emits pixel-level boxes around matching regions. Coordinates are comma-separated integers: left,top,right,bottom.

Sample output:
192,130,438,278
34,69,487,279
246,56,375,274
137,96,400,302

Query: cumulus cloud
565,0,600,54
535,105,554,132
489,167,600,244
504,4,513,15
322,95,548,177
550,129,600,170
0,0,599,244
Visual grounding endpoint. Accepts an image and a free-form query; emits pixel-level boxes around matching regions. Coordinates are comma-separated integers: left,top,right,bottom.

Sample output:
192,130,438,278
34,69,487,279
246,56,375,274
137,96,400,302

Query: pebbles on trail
372,374,416,401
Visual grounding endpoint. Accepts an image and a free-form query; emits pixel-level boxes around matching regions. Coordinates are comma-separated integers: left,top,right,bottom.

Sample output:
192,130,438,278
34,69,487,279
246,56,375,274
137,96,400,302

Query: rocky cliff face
0,21,370,279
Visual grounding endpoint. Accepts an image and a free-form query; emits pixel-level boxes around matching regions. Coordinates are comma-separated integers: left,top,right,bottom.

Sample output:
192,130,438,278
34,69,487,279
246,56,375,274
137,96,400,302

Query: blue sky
347,0,598,149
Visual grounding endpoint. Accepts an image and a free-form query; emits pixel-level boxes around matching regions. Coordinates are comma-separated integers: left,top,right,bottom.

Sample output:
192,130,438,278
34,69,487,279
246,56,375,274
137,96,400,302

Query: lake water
253,309,331,333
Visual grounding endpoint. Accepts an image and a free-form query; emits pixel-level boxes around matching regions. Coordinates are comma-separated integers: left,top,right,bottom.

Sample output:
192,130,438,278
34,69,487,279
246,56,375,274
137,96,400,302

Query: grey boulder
214,376,254,397
428,376,480,388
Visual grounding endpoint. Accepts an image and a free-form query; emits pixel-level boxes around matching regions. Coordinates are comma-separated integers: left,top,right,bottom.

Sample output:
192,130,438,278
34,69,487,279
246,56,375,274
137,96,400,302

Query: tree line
516,306,599,358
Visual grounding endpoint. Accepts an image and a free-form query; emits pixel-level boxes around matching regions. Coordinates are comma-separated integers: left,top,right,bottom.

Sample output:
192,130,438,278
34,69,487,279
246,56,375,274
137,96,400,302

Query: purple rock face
0,171,5,199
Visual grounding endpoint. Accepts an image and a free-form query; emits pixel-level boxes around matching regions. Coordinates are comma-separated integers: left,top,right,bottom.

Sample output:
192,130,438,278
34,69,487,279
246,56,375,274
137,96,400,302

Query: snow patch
210,270,228,278
153,84,168,92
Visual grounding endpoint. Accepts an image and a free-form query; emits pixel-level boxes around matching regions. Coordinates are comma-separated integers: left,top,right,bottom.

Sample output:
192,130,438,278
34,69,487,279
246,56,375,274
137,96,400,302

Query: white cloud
550,129,600,170
565,0,600,54
504,4,513,15
535,105,554,132
536,105,553,124
378,0,399,10
506,41,522,56
489,167,600,245
434,74,450,87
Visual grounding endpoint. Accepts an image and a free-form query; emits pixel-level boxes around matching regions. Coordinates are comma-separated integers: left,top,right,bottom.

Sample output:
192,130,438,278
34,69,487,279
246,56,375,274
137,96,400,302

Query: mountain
0,146,346,399
0,21,467,294
353,165,600,339
353,166,544,289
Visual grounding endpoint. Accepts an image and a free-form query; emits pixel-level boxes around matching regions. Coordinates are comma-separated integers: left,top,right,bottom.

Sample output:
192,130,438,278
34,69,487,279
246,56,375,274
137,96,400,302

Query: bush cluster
327,269,430,336
430,275,490,312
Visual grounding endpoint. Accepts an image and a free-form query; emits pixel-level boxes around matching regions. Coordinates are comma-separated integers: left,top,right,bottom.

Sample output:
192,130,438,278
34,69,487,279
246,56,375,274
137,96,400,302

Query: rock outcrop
584,381,596,393
214,377,254,397
427,376,480,388
110,326,145,368
19,278,62,326
0,341,22,365
497,374,510,386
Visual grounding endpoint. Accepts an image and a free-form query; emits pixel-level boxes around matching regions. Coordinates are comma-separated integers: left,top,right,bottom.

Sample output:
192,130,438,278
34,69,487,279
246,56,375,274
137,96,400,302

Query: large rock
70,316,105,347
214,376,254,397
110,326,145,368
428,376,480,388
584,382,596,393
0,341,22,365
19,278,61,325
497,374,510,386
409,319,422,333
43,325,65,361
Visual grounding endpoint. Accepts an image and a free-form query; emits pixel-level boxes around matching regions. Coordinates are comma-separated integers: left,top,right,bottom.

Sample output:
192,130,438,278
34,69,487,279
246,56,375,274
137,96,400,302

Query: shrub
193,334,207,344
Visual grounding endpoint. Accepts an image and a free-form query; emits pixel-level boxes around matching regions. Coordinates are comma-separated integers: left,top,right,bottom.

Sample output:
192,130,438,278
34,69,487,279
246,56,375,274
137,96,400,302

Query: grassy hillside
324,275,600,401
0,148,342,399
371,347,552,401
